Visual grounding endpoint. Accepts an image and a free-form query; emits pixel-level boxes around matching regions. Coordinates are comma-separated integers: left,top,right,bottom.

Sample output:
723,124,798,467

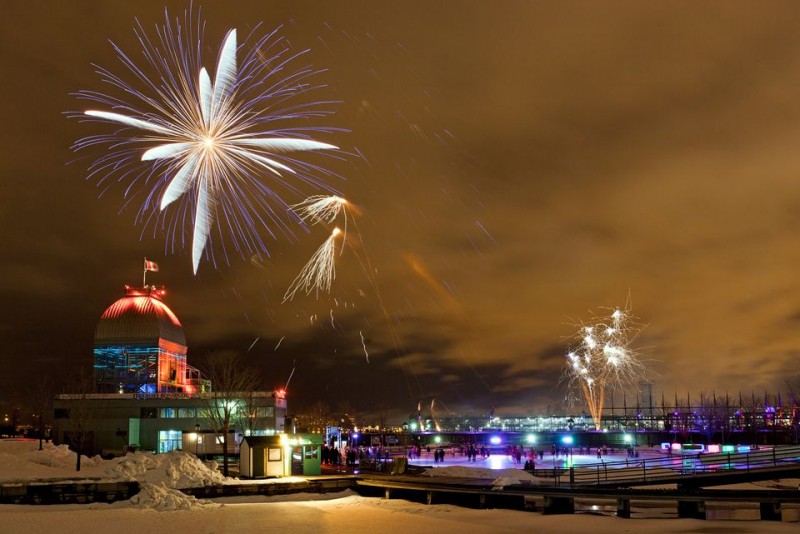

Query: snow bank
422,465,540,487
0,441,102,482
212,488,360,504
104,451,227,488
127,483,212,511
0,440,227,489
27,443,92,469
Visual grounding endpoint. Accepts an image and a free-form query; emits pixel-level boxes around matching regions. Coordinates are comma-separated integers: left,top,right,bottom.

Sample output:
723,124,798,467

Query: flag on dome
144,259,159,272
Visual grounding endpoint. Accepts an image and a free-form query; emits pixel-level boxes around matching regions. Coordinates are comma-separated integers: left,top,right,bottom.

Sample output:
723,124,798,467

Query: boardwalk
349,444,800,521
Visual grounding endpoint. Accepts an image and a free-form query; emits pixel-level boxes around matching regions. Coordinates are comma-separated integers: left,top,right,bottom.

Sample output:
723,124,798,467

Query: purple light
489,436,502,445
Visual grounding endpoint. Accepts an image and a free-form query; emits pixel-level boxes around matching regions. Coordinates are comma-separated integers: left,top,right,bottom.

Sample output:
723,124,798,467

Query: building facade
53,284,287,456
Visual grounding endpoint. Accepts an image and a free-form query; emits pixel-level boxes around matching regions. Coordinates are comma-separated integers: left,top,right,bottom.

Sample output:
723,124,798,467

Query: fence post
760,502,781,521
543,495,575,515
617,498,631,518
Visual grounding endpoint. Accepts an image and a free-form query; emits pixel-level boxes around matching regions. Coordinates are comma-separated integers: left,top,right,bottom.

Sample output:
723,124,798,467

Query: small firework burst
564,304,647,430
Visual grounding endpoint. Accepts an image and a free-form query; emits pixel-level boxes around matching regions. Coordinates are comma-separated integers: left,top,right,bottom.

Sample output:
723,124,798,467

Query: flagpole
143,257,147,287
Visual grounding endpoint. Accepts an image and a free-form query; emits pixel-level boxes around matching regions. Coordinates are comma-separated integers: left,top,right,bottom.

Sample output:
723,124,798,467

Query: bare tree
296,401,331,434
695,391,732,443
234,388,263,437
785,378,800,444
374,403,390,447
740,391,765,433
335,400,358,431
29,376,53,451
62,371,96,472
198,350,260,476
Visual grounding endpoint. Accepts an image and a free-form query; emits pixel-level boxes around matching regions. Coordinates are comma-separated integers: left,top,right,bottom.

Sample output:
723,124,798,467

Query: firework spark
283,227,342,302
360,330,370,363
72,9,342,273
564,305,647,430
285,194,357,296
291,195,349,226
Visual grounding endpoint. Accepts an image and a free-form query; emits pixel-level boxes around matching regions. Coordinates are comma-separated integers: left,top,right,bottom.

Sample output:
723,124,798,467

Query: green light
525,434,536,443
434,435,442,443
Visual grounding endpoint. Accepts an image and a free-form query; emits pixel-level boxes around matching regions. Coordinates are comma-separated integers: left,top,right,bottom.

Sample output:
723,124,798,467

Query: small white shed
240,436,287,478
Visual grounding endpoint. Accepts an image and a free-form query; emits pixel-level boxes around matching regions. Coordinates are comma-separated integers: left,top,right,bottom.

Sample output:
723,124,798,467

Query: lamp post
195,424,200,457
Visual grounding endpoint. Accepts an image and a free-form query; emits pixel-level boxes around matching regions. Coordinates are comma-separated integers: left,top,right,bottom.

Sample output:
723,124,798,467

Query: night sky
3,1,800,422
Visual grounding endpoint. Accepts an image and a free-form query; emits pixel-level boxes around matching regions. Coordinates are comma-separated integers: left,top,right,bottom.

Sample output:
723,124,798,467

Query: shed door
265,447,284,477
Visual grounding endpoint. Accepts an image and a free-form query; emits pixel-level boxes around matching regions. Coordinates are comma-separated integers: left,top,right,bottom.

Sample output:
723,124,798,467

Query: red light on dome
101,292,182,327
275,388,286,399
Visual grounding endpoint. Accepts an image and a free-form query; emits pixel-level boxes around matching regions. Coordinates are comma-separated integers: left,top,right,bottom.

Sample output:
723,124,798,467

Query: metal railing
535,445,800,487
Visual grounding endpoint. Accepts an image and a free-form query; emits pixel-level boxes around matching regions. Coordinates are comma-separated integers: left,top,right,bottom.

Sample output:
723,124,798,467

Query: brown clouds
3,1,800,418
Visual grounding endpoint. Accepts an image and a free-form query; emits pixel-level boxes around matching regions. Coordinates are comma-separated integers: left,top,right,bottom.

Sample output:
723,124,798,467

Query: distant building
53,284,286,456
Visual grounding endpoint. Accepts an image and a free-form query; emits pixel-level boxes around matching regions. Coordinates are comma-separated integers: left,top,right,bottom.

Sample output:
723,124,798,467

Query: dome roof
94,285,186,347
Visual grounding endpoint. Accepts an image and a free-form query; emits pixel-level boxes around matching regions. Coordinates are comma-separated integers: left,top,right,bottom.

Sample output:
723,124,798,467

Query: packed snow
0,440,230,511
127,483,213,511
0,439,225,488
106,450,226,488
422,465,540,488
1,439,799,533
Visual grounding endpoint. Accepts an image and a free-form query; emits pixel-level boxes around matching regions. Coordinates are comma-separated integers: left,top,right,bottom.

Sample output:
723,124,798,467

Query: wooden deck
355,470,800,520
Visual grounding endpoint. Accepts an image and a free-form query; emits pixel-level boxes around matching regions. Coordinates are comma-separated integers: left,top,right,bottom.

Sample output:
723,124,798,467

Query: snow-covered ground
0,439,226,488
1,439,798,533
421,464,540,489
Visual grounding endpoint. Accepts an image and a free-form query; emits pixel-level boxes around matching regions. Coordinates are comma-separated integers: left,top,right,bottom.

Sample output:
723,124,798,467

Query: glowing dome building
54,282,287,457
93,285,202,394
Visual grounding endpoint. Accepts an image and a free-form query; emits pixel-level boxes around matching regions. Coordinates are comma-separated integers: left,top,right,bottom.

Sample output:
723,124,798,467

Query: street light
195,424,200,457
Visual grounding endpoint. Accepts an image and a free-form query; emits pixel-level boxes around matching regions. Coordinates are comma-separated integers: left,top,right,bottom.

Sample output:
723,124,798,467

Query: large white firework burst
72,9,342,273
564,305,647,430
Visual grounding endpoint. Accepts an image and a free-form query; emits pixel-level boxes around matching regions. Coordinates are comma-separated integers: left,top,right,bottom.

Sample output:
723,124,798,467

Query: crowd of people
321,444,391,467
322,441,638,471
